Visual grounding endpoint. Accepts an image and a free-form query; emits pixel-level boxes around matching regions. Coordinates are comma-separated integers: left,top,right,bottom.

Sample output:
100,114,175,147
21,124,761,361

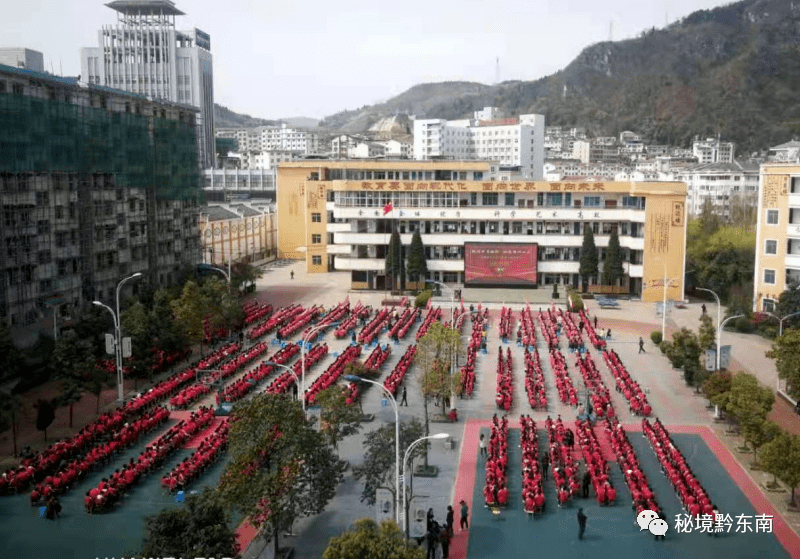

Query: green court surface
0,420,230,559
466,429,789,559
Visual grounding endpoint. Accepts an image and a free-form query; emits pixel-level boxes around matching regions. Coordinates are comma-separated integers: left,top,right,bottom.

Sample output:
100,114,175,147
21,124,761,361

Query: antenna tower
495,57,501,84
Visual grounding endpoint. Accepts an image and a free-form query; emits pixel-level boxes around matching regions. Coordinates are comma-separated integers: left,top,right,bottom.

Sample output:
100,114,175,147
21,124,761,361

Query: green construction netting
0,92,201,200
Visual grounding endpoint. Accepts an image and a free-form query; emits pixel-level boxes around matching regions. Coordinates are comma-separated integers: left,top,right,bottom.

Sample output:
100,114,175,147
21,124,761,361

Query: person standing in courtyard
290,270,294,280
460,499,469,531
582,471,591,498
445,505,454,533
577,508,587,540
541,451,550,479
639,337,645,353
702,303,707,315
479,433,487,457
400,385,408,406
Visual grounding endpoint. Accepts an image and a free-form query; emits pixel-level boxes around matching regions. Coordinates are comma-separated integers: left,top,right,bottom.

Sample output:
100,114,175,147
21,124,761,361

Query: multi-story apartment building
203,169,276,202
670,161,759,218
692,137,735,164
80,0,215,169
0,48,44,72
413,108,545,179
768,140,800,164
217,125,319,154
276,160,687,302
349,142,385,159
200,204,277,266
0,63,202,330
753,163,800,312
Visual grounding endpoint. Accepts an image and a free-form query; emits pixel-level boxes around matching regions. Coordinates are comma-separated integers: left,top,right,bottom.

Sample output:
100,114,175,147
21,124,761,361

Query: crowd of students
304,344,362,404
304,300,350,337
249,304,304,340
278,305,323,339
243,302,274,326
579,309,607,350
220,343,304,402
575,353,614,419
556,309,584,350
383,344,416,396
262,343,321,395
363,344,391,372
161,420,228,493
605,419,661,518
358,308,391,345
197,342,241,371
495,347,514,411
459,312,483,396
538,310,560,350
415,307,443,341
484,414,510,507
84,407,215,513
643,418,714,518
603,349,652,416
498,307,514,342
520,415,546,514
388,307,419,340
575,419,617,505
523,347,547,410
545,415,581,506
518,306,536,347
549,347,579,407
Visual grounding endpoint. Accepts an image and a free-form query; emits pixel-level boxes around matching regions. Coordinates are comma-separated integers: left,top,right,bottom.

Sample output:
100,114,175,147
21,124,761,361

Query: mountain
318,0,800,153
281,117,320,128
214,104,278,128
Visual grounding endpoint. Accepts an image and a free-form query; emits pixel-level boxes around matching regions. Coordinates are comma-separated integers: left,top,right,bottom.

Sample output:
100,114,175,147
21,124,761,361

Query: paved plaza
1,261,799,559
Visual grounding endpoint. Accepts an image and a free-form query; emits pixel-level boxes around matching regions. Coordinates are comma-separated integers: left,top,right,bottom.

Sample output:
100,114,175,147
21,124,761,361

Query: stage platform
459,285,562,304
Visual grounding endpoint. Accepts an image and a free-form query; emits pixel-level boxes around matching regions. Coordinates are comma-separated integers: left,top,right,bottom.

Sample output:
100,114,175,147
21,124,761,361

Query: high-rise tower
80,0,215,169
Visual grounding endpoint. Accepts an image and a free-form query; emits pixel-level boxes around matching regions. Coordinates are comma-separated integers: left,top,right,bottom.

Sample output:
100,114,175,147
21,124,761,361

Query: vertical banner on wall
375,488,394,524
409,495,430,538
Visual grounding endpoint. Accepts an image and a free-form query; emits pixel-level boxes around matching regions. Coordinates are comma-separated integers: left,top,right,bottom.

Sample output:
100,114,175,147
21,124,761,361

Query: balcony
326,222,351,232
785,253,800,270
332,206,648,223
333,257,384,271
787,224,800,238
327,244,352,255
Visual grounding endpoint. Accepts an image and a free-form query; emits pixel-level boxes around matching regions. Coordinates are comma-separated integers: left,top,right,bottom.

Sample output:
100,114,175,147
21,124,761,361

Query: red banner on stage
464,243,538,287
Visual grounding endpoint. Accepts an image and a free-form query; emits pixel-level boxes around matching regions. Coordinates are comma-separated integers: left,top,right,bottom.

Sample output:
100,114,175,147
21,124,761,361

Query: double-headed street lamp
697,286,743,372
207,265,231,286
93,272,142,403
265,361,301,400
402,433,449,536
345,374,400,523
760,310,800,337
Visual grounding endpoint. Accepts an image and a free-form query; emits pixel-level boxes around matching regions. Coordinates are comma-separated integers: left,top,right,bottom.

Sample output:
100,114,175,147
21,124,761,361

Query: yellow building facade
753,164,800,311
277,160,687,302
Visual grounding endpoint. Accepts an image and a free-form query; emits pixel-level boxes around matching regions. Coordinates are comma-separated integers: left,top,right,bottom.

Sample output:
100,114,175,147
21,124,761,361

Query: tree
776,278,800,332
385,230,405,293
57,377,84,429
766,329,800,400
601,230,625,286
761,431,800,508
743,419,781,467
702,370,733,413
201,277,244,336
217,394,345,558
352,418,425,506
579,224,598,291
0,321,22,381
406,232,428,286
86,359,114,413
121,300,153,385
34,398,56,441
728,372,774,444
150,288,187,357
663,327,702,386
416,322,462,468
230,259,263,296
141,487,239,559
698,313,716,353
0,389,22,456
171,280,211,348
323,518,424,559
315,385,363,451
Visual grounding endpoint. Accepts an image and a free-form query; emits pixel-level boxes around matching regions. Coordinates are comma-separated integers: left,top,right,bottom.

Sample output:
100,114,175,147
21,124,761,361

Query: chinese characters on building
352,181,608,192
762,175,787,208
648,214,670,254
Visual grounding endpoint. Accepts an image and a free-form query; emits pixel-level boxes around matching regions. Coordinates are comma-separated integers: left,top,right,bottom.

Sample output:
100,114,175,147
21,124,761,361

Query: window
766,210,779,225
311,213,321,223
311,234,321,244
504,193,515,206
482,193,498,206
312,255,322,265
764,269,776,284
765,240,778,255
762,298,776,313
584,196,601,207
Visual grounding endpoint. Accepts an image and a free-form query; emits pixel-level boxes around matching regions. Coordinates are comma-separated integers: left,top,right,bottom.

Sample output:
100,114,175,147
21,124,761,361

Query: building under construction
0,62,202,333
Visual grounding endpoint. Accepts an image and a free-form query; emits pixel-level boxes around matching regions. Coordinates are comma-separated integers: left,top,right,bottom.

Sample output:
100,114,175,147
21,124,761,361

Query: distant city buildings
670,161,759,219
692,137,735,164
413,107,545,180
203,169,276,202
0,48,44,72
80,0,216,169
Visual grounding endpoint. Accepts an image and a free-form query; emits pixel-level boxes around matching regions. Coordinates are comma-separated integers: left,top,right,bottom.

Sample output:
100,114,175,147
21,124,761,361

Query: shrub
415,289,432,308
650,331,663,345
659,340,671,355
735,317,755,333
567,289,585,312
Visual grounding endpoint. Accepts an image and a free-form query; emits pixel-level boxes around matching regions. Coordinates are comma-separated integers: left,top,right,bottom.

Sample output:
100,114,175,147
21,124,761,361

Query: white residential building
670,161,759,218
767,140,800,163
349,142,386,159
413,108,545,179
692,137,735,164
217,124,319,154
80,0,215,168
378,139,412,158
0,48,44,72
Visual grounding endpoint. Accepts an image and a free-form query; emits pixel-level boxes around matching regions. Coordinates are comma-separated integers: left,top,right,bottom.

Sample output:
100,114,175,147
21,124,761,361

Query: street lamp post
345,374,401,523
207,265,231,286
696,287,724,371
94,272,142,403
265,361,301,400
402,433,449,536
300,323,328,412
426,279,455,324
761,310,800,337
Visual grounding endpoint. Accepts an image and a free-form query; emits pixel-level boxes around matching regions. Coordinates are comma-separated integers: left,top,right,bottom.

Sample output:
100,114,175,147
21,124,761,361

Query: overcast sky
5,0,730,120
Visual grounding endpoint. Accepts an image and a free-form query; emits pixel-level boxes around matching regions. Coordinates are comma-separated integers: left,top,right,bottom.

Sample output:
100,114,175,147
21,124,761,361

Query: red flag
383,203,393,215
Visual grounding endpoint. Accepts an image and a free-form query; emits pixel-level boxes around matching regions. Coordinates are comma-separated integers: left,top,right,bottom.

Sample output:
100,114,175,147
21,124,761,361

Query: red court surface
449,419,800,559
